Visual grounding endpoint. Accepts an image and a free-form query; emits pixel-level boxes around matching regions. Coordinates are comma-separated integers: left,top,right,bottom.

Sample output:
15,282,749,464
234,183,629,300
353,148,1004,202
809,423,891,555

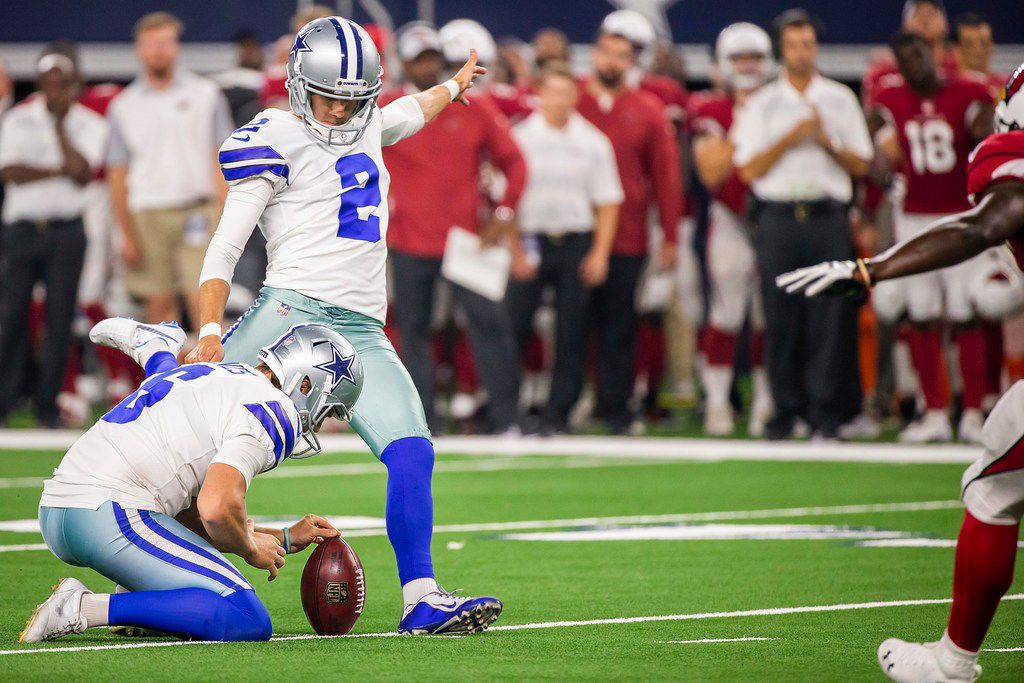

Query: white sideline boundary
2,594,1020,656
0,430,980,464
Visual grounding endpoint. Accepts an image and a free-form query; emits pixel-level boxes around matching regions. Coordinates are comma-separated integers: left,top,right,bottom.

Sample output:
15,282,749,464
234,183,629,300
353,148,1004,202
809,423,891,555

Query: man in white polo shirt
733,9,872,440
107,12,233,325
0,49,108,427
508,62,623,434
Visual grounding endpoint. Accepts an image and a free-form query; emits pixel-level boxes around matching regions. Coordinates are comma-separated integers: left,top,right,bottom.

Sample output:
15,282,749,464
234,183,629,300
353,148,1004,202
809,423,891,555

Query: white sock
402,577,439,608
80,593,110,628
938,632,979,676
751,366,772,410
702,364,733,410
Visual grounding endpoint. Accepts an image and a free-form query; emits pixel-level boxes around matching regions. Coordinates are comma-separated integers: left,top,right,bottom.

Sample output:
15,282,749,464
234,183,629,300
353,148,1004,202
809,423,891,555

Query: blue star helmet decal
291,30,313,56
314,342,357,387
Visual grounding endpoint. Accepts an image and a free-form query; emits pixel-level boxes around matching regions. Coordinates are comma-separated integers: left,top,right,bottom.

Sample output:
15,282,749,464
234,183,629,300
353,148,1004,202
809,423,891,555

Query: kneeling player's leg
342,323,436,604
948,381,1024,653
43,501,271,641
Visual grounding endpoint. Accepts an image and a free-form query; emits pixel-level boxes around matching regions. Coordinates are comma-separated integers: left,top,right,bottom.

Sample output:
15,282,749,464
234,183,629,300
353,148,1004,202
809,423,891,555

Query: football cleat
398,589,502,635
703,404,734,436
89,318,186,369
957,409,985,445
19,578,90,642
899,410,953,444
878,638,981,682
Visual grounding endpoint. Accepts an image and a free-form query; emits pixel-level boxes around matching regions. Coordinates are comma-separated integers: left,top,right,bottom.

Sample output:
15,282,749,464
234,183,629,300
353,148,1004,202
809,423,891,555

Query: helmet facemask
287,62,383,146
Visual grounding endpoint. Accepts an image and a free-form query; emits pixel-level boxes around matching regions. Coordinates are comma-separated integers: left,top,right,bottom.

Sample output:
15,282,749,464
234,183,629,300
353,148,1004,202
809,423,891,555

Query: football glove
776,259,872,298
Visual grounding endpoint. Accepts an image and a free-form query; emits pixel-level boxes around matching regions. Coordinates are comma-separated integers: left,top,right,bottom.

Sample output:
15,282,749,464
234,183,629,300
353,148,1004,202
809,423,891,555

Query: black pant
588,253,645,431
390,250,520,433
755,200,862,435
506,233,592,430
0,218,87,424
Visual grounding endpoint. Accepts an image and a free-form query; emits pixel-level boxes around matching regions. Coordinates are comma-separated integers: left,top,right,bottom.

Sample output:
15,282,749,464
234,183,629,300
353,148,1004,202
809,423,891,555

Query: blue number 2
335,153,382,243
102,365,215,424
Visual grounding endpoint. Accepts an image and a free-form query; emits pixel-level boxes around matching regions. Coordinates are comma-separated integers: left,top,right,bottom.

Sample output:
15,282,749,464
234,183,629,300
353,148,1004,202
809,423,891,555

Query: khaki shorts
124,200,218,298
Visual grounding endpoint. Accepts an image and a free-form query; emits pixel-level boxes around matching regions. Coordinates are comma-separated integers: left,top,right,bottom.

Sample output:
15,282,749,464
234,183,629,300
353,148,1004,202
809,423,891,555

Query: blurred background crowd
1,0,1023,444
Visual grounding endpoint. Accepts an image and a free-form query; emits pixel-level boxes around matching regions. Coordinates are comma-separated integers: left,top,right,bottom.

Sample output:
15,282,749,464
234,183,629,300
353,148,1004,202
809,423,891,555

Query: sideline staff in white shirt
507,62,623,433
0,51,108,427
732,10,871,440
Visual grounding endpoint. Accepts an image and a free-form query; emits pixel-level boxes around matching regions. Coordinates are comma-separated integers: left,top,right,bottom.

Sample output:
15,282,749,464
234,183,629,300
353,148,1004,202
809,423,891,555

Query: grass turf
0,448,1021,681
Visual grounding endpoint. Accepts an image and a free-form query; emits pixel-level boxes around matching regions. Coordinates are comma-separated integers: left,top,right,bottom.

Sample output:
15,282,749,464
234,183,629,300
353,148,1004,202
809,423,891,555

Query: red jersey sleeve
644,96,683,244
967,132,1024,204
478,97,527,209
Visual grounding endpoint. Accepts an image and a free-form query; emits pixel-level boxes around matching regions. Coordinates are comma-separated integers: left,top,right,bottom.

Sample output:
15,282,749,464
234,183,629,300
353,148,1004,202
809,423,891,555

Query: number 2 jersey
967,130,1024,270
874,75,994,214
40,363,301,516
206,98,425,323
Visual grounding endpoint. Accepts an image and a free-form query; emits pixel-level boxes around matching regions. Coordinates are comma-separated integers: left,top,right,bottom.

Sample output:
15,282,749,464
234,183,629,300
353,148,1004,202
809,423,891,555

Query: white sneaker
958,409,985,445
838,413,883,440
900,410,953,443
19,578,90,642
704,404,734,436
878,638,981,682
89,318,186,369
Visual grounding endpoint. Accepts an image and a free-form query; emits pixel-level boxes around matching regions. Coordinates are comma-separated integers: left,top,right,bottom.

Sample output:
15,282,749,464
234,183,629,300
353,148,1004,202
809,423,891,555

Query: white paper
441,227,511,302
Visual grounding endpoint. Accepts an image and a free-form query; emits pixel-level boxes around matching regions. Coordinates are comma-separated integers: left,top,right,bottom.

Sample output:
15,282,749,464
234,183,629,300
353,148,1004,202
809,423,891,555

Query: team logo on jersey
314,345,358,386
277,303,292,317
324,581,349,604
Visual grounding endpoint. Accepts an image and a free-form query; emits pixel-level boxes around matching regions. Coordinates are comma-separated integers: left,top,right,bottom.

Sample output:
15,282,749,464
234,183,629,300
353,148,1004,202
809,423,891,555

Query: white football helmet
995,63,1024,132
969,247,1024,320
715,22,775,92
286,16,383,146
439,19,497,66
600,9,656,50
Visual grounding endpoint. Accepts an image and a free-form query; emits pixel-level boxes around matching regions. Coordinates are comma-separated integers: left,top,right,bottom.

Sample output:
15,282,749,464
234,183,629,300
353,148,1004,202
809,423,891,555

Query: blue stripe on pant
39,502,271,641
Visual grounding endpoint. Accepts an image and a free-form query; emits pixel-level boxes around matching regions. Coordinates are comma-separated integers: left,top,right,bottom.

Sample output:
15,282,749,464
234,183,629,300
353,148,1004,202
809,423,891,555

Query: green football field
1,445,1022,681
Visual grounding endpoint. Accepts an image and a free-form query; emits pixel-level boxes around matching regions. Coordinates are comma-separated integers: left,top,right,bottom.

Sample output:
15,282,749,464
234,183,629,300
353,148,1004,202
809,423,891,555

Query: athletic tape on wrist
443,79,460,101
199,322,222,339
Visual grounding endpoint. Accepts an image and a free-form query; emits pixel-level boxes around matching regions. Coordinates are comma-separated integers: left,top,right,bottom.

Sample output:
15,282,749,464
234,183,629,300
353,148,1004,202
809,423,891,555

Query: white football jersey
40,363,301,516
216,100,424,321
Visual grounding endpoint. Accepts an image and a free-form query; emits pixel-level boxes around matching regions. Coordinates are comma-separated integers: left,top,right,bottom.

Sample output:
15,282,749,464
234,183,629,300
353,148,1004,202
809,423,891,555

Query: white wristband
442,79,460,102
199,322,222,340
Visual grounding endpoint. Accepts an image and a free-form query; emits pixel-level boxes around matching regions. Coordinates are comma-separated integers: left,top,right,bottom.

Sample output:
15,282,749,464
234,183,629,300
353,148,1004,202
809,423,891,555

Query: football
300,537,366,636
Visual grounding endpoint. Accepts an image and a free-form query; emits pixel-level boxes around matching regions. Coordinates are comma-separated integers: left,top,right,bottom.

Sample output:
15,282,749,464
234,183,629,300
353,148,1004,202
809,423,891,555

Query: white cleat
899,410,953,444
704,404,735,436
957,409,985,445
838,413,883,441
878,638,981,682
19,578,91,642
89,318,186,369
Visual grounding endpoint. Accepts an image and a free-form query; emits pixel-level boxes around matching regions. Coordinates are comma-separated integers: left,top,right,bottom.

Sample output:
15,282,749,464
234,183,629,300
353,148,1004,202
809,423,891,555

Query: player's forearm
197,278,230,332
175,501,214,543
831,148,869,179
591,203,619,258
107,166,136,238
693,137,735,190
410,80,459,125
0,165,60,184
198,495,254,557
55,128,91,185
738,133,798,183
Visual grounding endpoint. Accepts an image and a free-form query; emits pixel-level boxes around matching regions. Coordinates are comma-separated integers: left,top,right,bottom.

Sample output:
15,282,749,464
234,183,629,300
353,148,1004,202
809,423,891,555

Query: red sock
451,330,478,392
946,511,1019,652
749,329,765,368
703,327,737,366
956,327,986,410
908,327,947,410
982,321,1004,396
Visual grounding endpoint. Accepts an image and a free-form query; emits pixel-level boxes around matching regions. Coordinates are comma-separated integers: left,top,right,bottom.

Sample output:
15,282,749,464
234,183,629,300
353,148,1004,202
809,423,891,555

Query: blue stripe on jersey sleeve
218,146,284,164
245,403,284,463
266,401,296,458
222,164,290,182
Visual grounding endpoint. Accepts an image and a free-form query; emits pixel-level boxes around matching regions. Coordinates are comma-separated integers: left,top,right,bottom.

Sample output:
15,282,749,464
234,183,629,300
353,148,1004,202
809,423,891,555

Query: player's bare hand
510,245,538,281
245,520,286,581
186,335,225,364
121,234,144,269
579,248,609,286
788,108,821,146
453,48,488,106
287,514,340,553
480,213,513,247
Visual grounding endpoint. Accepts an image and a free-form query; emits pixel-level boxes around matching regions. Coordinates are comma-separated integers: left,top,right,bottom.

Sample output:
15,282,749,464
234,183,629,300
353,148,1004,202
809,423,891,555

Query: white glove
775,260,867,297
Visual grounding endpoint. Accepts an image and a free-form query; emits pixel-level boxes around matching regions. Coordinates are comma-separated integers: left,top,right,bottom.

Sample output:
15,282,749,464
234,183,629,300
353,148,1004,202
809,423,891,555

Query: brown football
300,537,366,635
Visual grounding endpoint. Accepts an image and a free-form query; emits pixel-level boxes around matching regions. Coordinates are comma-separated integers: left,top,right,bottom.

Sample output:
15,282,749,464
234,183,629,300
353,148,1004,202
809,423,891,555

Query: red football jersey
688,91,747,217
967,131,1024,269
875,76,994,214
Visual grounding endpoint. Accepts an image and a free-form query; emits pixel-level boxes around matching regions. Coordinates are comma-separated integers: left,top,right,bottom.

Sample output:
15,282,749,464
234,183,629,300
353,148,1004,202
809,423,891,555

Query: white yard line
2,594,1020,656
985,647,1024,652
0,430,980,463
0,500,964,552
0,544,47,552
662,637,780,644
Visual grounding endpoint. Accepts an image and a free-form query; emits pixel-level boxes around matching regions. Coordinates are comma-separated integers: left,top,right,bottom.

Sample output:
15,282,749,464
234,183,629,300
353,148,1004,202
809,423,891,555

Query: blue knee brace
380,437,435,585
